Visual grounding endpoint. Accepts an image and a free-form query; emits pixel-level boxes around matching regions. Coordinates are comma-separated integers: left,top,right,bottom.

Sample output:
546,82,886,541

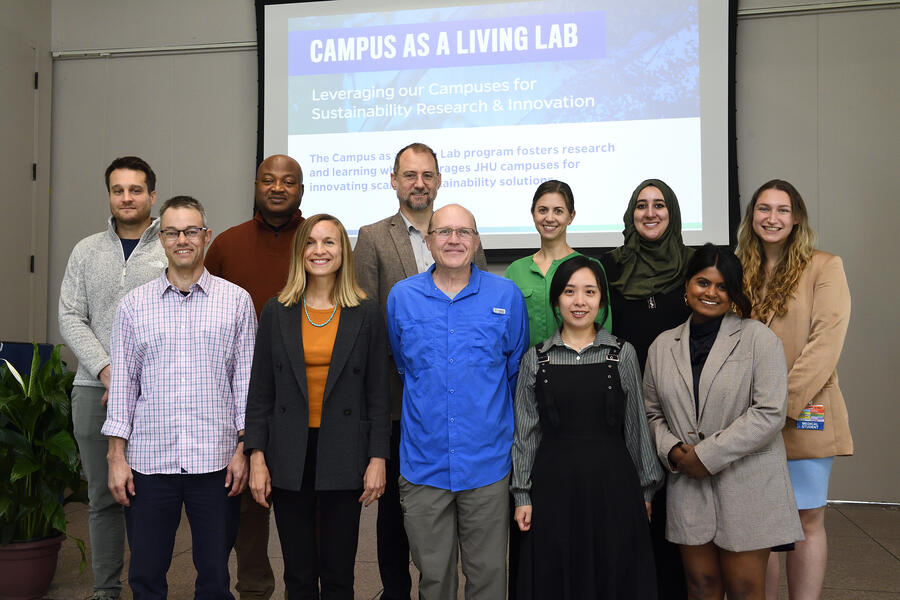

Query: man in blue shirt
386,204,529,600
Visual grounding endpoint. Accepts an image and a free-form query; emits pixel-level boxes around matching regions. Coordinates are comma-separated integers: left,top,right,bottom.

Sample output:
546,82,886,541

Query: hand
668,443,687,470
249,451,272,508
676,444,711,479
98,365,111,388
107,440,134,506
225,442,249,497
645,501,652,520
359,457,386,507
98,365,111,406
514,505,532,532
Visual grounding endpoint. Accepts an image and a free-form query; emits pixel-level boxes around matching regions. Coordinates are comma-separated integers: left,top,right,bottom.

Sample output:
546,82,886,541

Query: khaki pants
399,473,509,600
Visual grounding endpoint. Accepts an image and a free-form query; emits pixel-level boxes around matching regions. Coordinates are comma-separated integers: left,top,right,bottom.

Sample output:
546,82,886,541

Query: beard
400,191,434,213
113,205,151,226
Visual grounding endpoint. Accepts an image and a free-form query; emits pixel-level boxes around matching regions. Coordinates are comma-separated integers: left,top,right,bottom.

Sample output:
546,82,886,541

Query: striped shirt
102,269,257,475
511,328,664,505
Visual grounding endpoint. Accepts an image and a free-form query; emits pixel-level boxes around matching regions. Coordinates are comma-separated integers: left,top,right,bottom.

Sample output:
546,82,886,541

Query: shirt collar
540,326,619,353
106,215,161,242
424,263,482,300
398,210,428,237
157,268,212,297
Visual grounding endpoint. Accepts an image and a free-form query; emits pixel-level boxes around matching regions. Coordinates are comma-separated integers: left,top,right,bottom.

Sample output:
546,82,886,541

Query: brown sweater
205,211,304,317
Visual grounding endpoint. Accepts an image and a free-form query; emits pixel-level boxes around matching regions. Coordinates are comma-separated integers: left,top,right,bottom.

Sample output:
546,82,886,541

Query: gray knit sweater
58,217,167,387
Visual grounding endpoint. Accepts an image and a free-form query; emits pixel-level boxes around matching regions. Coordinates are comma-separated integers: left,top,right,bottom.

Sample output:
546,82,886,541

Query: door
0,25,38,342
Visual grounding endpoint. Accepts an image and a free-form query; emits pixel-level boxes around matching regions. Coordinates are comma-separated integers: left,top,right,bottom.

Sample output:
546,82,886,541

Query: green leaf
39,430,79,468
0,359,25,393
69,533,87,573
26,344,40,398
10,456,39,483
0,428,30,453
0,344,80,543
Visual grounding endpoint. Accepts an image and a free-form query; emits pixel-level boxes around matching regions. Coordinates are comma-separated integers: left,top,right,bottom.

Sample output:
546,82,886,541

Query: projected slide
264,0,731,248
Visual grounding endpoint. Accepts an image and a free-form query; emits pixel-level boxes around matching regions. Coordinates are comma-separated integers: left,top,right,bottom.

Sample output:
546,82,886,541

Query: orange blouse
301,304,341,428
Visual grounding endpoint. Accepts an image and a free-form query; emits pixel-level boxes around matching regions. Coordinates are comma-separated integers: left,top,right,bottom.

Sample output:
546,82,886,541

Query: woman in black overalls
511,255,663,599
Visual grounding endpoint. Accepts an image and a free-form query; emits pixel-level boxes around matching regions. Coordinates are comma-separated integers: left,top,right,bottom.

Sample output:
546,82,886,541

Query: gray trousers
72,385,124,596
399,473,509,600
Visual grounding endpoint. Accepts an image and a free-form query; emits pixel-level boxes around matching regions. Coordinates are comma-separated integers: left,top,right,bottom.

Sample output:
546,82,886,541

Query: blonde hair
278,214,366,307
735,179,816,320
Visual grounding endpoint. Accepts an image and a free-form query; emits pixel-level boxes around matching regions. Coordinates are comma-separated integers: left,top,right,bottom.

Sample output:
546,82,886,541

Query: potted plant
0,344,85,600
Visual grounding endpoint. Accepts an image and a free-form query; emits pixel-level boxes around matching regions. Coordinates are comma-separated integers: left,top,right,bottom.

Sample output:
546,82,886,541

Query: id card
796,404,825,430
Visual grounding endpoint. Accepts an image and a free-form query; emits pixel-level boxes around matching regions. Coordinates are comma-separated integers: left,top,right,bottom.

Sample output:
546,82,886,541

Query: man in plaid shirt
103,196,257,599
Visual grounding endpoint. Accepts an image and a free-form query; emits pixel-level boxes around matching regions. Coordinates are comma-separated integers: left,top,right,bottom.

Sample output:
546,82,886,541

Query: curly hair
735,179,815,320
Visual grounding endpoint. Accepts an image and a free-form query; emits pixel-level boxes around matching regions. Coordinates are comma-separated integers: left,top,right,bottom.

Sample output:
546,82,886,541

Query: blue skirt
787,457,833,509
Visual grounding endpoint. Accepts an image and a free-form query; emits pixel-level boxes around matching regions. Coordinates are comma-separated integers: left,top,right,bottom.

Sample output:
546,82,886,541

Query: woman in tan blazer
644,244,803,600
736,180,852,600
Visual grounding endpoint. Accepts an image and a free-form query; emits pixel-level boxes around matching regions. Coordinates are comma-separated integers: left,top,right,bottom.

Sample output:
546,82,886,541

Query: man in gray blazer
354,142,486,600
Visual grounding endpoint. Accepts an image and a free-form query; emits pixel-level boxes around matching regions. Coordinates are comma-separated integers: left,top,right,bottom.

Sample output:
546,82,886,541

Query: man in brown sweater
205,154,304,599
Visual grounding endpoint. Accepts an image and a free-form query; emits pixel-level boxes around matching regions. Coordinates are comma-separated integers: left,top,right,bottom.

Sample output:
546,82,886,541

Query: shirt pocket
459,314,509,366
396,317,441,371
520,288,545,319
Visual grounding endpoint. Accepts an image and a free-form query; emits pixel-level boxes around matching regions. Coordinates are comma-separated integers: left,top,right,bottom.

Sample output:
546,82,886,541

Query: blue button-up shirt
387,264,529,491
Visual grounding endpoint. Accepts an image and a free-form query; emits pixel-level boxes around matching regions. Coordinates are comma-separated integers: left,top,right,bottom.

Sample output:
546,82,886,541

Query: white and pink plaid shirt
102,269,257,475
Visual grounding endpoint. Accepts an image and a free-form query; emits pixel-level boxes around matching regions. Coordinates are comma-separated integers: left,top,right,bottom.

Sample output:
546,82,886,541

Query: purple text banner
289,12,605,76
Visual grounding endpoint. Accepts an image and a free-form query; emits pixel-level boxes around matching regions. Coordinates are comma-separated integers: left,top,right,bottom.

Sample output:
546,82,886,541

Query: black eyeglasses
160,227,208,242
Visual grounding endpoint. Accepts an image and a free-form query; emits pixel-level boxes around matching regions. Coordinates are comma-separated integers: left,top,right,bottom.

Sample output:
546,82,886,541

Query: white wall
735,5,899,502
47,0,258,352
46,0,899,501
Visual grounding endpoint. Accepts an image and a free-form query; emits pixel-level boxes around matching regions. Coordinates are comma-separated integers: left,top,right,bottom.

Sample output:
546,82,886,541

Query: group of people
59,144,851,600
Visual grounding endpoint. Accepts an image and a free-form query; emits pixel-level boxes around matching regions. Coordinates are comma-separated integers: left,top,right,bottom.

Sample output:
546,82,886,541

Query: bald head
426,204,480,273
428,204,477,233
255,154,303,226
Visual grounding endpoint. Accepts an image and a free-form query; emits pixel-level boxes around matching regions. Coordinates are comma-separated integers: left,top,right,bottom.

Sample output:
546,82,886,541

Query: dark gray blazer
244,296,390,491
354,210,488,419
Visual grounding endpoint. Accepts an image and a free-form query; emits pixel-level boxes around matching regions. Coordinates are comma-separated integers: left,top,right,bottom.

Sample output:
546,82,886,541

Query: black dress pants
271,429,362,600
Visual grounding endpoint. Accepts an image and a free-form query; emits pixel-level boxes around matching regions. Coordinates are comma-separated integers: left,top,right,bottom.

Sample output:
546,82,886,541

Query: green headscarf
608,178,694,300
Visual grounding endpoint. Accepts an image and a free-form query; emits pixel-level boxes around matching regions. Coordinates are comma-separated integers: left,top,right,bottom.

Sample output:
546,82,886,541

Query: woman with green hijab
599,178,693,600
600,178,694,369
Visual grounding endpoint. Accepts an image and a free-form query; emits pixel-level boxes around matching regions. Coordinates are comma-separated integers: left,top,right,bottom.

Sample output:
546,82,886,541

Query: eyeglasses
428,227,478,240
160,227,208,242
400,171,437,183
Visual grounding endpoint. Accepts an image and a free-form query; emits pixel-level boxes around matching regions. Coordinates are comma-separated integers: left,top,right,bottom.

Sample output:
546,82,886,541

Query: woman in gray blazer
245,214,390,600
644,244,803,600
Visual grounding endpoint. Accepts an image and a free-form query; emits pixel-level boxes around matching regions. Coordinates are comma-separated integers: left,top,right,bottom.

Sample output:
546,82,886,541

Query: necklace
302,294,337,327
561,331,594,352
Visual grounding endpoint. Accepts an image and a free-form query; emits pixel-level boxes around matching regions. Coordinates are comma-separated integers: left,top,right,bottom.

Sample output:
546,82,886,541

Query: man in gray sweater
58,156,167,600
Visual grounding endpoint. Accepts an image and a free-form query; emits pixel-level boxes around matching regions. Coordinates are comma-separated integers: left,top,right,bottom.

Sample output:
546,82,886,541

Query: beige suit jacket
644,313,803,551
353,210,487,418
767,250,852,458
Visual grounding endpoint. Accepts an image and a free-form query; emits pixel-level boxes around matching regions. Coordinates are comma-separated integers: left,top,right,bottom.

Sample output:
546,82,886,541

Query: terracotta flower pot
0,533,65,600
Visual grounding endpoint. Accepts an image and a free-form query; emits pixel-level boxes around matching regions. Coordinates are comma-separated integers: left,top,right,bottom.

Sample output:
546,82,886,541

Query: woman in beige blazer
644,244,803,600
736,180,852,600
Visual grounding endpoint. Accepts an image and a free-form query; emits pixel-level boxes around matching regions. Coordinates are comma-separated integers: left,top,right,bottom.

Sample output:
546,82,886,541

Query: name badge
492,307,506,315
796,404,825,430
